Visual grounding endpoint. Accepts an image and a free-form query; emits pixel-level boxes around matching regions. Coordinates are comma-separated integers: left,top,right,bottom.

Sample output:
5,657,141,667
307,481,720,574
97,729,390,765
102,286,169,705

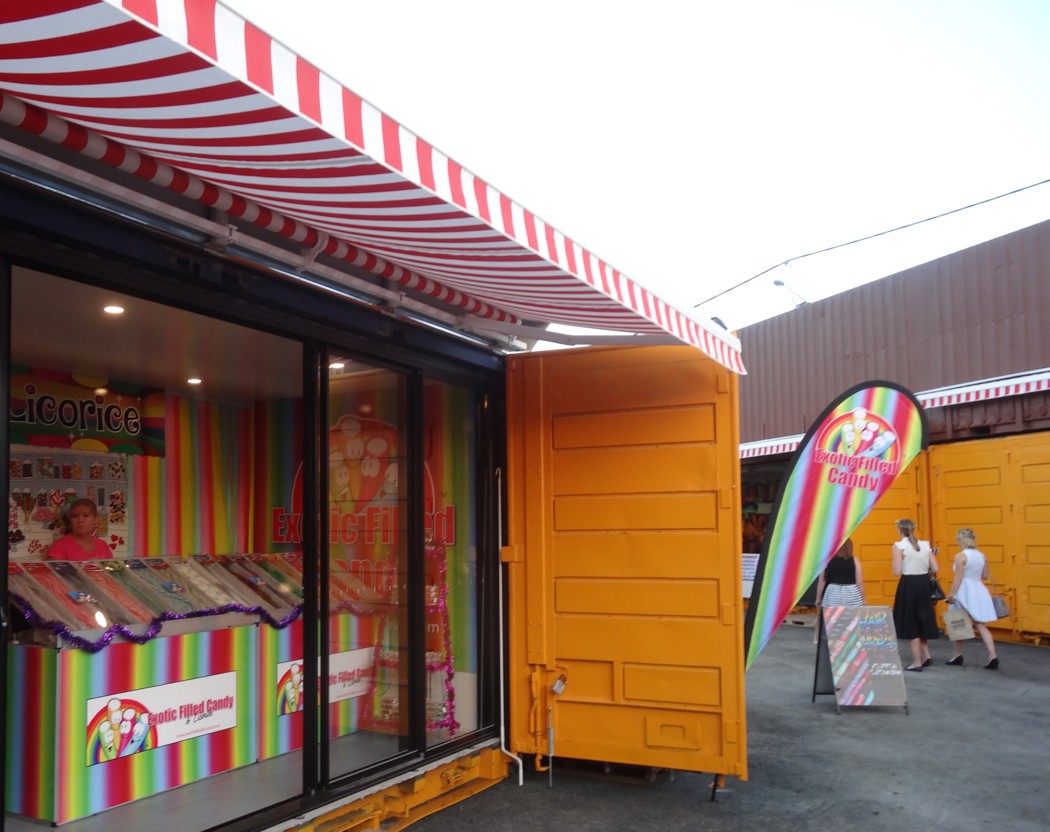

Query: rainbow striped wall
7,629,257,823
258,620,303,759
258,613,379,760
424,383,477,675
253,398,303,553
129,395,256,555
6,646,58,820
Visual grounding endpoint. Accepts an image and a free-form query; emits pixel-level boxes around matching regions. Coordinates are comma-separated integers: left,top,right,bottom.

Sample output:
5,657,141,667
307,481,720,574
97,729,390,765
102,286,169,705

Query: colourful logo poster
85,672,238,764
743,381,927,669
276,648,374,715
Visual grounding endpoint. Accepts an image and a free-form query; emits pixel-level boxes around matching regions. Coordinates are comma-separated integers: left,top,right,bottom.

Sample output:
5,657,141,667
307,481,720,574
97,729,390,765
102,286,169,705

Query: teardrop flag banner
743,381,927,669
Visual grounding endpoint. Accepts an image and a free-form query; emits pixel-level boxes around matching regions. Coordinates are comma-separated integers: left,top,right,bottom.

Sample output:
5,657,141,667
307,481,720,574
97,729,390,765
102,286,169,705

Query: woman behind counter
892,518,940,672
46,498,110,561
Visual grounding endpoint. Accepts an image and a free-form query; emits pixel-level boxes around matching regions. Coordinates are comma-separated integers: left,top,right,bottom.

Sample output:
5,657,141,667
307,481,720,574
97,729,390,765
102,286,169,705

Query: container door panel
505,346,746,778
929,434,1050,636
1013,434,1050,634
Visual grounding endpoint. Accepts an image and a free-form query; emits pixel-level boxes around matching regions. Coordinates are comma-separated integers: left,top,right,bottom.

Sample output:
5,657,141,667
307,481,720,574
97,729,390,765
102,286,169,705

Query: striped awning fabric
739,369,1050,458
0,0,744,373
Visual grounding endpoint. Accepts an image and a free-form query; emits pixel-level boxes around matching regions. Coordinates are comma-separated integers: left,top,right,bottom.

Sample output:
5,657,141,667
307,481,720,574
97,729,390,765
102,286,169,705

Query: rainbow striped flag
743,381,927,669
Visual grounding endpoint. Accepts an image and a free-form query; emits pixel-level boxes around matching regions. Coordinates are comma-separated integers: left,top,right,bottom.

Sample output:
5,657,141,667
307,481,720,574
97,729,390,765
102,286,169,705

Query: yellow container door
504,346,747,779
929,434,1050,636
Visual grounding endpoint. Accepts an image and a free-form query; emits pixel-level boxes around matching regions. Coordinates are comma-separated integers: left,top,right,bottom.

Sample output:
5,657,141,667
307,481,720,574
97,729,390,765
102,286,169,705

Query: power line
694,177,1050,308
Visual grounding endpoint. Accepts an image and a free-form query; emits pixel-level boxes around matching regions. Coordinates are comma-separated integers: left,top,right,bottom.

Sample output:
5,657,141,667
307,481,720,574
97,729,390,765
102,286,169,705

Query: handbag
929,575,946,601
943,607,975,640
988,581,1010,618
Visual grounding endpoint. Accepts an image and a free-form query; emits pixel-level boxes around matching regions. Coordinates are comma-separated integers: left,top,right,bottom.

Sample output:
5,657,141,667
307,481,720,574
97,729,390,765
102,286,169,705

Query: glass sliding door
423,379,479,745
325,357,410,777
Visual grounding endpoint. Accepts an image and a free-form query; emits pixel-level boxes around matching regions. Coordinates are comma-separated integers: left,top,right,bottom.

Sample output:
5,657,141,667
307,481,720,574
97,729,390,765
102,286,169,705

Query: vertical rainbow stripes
744,383,927,669
258,620,304,759
5,646,58,820
129,396,255,555
257,614,378,760
253,398,302,552
6,628,257,824
424,382,478,674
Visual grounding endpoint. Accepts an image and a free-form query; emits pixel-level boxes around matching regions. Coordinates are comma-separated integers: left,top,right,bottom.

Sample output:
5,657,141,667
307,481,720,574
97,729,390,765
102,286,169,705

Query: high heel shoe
904,665,923,672
946,656,963,666
985,658,999,670
922,658,934,667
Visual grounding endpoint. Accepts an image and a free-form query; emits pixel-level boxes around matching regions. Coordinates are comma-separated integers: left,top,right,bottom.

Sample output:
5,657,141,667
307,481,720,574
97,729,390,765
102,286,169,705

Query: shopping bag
991,594,1010,619
943,607,975,640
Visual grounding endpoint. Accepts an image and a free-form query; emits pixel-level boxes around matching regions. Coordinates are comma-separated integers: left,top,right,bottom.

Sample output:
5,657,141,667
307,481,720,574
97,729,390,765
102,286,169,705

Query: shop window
325,360,410,775
7,268,307,826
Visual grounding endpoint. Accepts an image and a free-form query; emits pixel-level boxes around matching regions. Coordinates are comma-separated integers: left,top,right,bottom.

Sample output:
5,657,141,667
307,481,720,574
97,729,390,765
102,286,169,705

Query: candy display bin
5,625,258,824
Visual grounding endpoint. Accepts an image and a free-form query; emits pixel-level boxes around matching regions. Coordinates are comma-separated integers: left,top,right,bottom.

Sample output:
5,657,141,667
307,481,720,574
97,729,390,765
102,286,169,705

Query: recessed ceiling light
103,305,125,315
329,361,345,370
187,378,202,385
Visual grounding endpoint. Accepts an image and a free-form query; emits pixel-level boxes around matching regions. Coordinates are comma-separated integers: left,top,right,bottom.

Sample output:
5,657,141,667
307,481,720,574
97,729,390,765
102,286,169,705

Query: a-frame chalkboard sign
813,606,909,714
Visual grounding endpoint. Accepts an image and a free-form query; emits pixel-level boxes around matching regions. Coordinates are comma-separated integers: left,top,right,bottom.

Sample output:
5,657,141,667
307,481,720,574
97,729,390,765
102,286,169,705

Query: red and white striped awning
739,369,1050,459
0,0,744,373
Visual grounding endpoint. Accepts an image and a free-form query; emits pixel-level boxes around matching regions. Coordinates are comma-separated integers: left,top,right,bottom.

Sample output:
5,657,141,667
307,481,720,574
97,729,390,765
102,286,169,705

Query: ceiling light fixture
103,304,125,314
187,377,202,385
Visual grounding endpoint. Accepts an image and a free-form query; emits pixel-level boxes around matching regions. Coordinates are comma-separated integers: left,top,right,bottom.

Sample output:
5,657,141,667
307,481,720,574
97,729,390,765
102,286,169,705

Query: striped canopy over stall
0,0,744,373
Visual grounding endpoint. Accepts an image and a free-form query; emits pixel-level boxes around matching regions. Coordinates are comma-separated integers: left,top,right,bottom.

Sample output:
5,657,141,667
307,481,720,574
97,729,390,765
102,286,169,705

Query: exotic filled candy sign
743,381,927,669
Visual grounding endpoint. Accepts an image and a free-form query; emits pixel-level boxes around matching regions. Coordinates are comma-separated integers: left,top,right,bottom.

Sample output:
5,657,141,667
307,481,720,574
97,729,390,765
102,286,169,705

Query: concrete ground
412,621,1049,832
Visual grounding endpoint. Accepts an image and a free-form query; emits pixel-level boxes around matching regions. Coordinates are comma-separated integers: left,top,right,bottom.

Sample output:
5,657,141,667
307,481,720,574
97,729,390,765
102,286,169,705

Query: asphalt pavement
411,620,1050,832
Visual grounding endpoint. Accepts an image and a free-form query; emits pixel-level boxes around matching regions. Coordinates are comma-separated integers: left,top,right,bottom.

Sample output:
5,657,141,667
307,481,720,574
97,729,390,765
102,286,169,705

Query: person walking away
817,538,865,606
891,518,940,671
945,528,1000,670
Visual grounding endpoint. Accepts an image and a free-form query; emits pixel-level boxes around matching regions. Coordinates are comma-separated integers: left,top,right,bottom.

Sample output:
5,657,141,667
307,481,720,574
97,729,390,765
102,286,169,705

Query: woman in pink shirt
46,498,110,560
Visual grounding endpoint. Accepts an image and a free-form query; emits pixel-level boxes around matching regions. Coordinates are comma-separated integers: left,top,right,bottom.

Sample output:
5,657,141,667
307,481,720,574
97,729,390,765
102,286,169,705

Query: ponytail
897,518,919,552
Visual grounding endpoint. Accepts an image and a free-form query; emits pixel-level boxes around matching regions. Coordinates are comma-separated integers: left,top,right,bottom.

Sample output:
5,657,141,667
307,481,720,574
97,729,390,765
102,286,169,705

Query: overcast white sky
224,0,1050,331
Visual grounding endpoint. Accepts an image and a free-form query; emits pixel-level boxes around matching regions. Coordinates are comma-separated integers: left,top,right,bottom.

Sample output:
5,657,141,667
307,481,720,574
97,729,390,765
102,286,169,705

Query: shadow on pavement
412,622,1050,832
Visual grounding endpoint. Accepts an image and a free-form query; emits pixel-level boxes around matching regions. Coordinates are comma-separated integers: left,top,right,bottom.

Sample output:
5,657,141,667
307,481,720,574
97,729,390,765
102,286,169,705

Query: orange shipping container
504,345,747,780
838,431,1050,642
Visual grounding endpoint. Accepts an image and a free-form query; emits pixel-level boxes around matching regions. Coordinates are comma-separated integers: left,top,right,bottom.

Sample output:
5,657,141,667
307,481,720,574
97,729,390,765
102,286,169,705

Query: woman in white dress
945,528,1000,670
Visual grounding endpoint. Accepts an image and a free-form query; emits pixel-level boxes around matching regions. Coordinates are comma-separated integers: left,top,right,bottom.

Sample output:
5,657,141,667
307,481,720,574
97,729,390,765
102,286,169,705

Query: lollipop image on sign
742,381,927,669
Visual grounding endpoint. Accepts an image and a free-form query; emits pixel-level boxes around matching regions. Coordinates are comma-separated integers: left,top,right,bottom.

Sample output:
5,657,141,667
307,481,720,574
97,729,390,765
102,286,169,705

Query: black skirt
893,573,940,640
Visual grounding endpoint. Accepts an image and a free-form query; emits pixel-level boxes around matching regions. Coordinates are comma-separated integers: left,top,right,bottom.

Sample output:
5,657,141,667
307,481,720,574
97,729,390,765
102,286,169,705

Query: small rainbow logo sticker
86,697,158,765
276,664,303,715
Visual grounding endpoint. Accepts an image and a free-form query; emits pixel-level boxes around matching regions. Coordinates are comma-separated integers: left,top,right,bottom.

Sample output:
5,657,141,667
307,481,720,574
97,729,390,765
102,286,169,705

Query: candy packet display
249,554,304,601
121,559,196,614
76,561,156,623
96,560,169,617
218,555,296,614
23,561,110,631
190,554,269,608
8,562,70,624
50,560,138,627
163,557,237,609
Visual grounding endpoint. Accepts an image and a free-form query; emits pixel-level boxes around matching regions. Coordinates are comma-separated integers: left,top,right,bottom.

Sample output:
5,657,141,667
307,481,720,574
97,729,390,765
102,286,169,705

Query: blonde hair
957,528,977,547
896,518,919,551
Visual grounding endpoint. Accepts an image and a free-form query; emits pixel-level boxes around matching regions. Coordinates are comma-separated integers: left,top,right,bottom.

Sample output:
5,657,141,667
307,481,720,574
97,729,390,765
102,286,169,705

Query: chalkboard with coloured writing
813,605,908,713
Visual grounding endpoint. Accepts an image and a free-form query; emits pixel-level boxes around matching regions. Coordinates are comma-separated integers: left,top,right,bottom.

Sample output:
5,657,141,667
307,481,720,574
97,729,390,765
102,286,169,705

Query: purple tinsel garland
9,592,303,654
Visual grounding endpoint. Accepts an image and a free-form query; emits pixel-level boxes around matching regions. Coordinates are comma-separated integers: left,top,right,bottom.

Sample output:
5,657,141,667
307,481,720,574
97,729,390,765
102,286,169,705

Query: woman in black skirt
892,518,940,671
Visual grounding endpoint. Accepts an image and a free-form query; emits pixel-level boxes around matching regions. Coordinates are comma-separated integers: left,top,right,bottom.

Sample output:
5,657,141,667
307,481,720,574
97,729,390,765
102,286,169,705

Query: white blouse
897,537,932,575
